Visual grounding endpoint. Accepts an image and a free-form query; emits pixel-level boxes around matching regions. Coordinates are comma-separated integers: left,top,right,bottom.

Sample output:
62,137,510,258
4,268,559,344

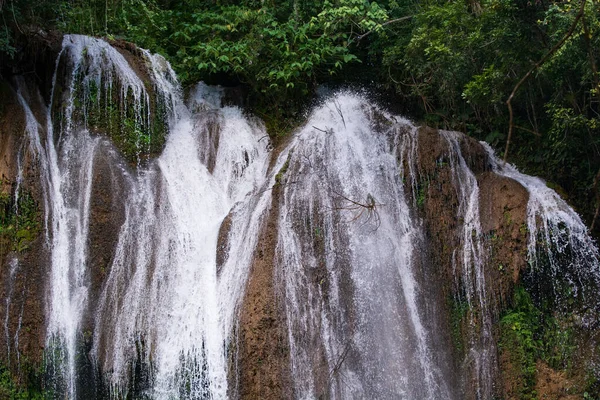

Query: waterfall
441,131,494,399
485,144,600,310
28,35,272,398
92,91,271,398
7,34,600,399
9,34,271,398
276,95,451,399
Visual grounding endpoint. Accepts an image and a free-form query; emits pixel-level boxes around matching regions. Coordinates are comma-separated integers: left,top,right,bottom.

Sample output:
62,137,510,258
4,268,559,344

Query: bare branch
354,15,414,43
313,125,332,134
332,99,346,128
331,190,383,230
514,125,541,137
504,0,586,164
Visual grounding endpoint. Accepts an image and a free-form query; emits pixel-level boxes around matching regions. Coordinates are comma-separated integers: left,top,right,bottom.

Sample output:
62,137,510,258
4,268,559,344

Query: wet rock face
51,35,171,166
230,100,539,400
403,126,528,398
0,80,47,380
478,173,529,297
216,211,232,276
86,141,130,330
235,184,292,400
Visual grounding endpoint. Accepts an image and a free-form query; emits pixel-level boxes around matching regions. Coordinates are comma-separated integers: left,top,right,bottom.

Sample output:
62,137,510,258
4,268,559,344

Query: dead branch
354,15,414,43
514,125,541,137
329,341,352,380
332,99,346,129
313,125,332,134
301,149,313,169
504,0,586,164
331,190,383,230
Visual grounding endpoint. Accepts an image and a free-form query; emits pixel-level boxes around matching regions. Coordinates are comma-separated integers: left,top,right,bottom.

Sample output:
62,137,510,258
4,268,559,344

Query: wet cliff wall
0,35,598,400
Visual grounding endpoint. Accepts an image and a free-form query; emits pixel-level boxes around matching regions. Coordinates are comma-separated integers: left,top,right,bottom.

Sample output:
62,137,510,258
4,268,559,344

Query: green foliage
0,189,40,254
500,286,582,399
0,23,15,58
149,1,390,115
381,0,600,235
0,365,44,399
70,71,167,164
500,287,541,398
275,151,292,185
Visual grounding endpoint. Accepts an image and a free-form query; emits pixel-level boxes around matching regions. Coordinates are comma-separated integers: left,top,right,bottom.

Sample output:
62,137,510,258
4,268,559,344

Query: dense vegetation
1,0,599,234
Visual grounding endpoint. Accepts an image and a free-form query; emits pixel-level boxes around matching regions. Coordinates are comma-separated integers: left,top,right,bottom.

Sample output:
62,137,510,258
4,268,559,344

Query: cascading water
276,95,452,399
485,144,600,310
37,35,272,398
8,34,271,398
441,131,494,399
7,33,600,400
92,94,272,398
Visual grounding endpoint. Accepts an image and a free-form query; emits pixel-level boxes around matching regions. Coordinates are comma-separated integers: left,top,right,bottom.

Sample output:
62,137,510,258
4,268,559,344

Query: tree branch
503,0,585,163
354,15,413,43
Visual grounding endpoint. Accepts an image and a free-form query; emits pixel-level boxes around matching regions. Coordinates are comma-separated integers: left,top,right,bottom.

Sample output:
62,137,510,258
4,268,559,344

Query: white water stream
276,95,450,399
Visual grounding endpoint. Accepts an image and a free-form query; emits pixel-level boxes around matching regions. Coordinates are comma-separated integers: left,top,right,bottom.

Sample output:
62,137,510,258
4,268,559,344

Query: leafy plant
0,189,40,254
0,365,44,399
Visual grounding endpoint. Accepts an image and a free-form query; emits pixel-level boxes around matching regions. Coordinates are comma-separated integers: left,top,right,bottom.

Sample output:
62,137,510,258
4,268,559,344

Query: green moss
519,223,528,236
0,189,41,255
275,151,292,186
70,73,168,165
416,180,428,208
503,208,513,226
450,296,468,354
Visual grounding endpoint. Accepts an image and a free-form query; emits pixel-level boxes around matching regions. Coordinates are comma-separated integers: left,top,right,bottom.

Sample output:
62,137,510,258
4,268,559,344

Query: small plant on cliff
0,189,40,254
275,153,291,186
0,366,43,400
499,285,587,398
499,287,541,399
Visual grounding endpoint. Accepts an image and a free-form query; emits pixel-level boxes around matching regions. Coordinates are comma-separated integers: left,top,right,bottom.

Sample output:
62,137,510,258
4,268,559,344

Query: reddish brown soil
535,361,582,400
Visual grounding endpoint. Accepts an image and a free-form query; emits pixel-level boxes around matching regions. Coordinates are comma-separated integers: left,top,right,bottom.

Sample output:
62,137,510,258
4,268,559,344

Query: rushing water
276,96,451,399
441,131,494,400
11,35,272,398
92,95,271,399
485,144,600,311
7,35,600,399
